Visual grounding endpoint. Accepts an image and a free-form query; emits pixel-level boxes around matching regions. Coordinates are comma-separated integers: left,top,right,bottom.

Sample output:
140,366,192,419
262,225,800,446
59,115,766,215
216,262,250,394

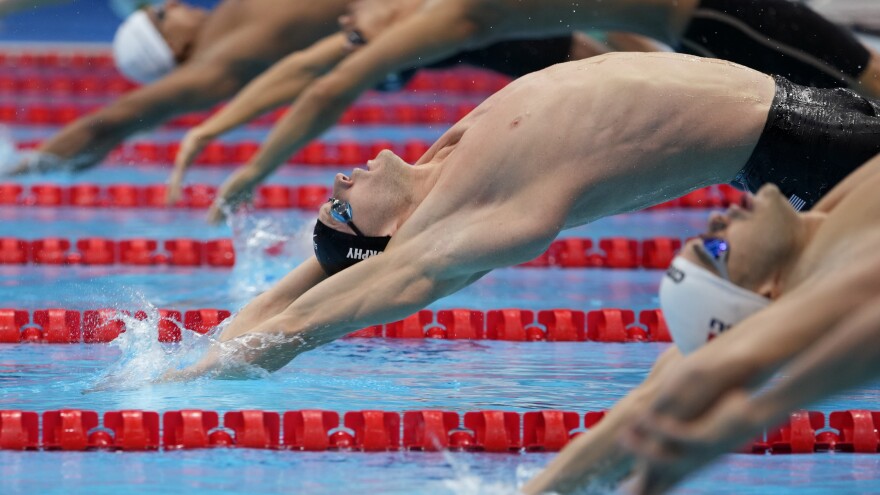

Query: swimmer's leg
522,347,683,495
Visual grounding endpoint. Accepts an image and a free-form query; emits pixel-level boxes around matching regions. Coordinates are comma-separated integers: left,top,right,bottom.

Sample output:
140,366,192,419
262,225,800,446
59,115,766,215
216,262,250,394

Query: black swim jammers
736,76,880,210
680,0,871,88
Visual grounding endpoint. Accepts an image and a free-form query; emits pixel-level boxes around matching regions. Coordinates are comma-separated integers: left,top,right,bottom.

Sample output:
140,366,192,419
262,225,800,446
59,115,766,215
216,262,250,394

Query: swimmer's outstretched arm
173,237,479,378
10,63,246,174
626,294,880,495
521,347,682,495
205,4,482,222
167,34,350,203
6,30,264,175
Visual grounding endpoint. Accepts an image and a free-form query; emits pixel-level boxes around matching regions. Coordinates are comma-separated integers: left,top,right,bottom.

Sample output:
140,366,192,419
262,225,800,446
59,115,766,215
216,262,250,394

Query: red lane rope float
14,139,440,166
0,51,510,95
4,101,482,128
0,182,744,210
0,234,694,269
0,308,671,343
0,235,682,269
0,408,877,454
0,182,332,209
0,237,234,267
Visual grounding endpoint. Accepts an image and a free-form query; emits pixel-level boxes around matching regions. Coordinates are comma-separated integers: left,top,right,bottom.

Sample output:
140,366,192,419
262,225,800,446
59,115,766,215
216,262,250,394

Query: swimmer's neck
393,161,443,231
776,212,826,295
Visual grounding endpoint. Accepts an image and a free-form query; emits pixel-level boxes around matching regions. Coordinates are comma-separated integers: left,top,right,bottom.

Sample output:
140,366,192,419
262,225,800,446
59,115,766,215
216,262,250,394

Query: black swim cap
313,220,391,275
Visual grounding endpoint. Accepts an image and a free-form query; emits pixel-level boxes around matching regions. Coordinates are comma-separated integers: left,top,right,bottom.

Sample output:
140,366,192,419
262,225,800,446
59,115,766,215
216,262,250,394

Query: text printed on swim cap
347,248,381,260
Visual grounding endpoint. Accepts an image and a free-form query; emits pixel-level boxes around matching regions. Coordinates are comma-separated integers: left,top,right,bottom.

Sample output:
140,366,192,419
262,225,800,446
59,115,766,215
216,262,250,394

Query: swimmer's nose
333,173,352,195
707,211,728,234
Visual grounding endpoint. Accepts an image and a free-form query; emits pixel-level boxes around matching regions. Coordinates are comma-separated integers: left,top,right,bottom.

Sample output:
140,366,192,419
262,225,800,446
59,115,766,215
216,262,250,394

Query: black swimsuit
375,37,575,91
679,0,871,88
738,76,880,210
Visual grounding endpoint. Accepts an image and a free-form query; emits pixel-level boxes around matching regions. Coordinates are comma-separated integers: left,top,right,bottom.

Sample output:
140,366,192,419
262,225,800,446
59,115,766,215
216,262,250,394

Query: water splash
86,297,217,392
0,124,21,174
441,451,527,495
227,207,315,297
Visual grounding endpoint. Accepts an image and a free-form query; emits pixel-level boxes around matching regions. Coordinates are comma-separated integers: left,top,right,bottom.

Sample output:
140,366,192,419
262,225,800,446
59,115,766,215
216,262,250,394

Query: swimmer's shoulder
814,154,880,214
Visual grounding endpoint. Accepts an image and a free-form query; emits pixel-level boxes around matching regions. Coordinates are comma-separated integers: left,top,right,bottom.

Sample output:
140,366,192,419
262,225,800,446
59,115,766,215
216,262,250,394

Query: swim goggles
695,236,730,280
329,197,365,237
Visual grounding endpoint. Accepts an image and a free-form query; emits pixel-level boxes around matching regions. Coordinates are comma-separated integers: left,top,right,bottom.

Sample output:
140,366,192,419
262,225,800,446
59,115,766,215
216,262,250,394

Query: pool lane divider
0,182,746,211
0,409,877,454
0,234,691,270
0,237,235,267
0,50,512,95
7,101,485,128
0,308,672,344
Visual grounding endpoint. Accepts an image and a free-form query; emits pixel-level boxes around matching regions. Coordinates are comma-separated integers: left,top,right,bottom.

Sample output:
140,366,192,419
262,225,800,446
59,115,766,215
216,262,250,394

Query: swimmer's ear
756,276,781,301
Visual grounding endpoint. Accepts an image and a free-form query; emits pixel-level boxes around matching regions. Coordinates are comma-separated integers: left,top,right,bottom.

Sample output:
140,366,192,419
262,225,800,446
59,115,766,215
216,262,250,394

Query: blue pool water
2,175,880,495
2,6,880,494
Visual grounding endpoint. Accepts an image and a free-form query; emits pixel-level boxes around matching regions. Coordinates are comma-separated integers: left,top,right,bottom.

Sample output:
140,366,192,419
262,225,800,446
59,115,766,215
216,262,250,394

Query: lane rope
0,408,875,454
0,307,671,343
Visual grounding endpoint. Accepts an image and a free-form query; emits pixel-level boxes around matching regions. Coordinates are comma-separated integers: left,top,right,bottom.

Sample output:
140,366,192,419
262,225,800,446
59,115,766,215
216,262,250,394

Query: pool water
2,2,880,494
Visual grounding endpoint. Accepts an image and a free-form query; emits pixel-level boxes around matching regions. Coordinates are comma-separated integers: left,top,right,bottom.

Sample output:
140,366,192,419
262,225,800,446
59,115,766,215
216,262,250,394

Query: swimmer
523,153,880,495
194,0,880,222
623,153,880,495
2,0,353,174
156,53,880,389
166,30,610,205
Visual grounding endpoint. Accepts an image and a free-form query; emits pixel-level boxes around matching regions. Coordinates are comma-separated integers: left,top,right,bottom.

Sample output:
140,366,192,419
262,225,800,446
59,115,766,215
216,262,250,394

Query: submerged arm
179,237,474,377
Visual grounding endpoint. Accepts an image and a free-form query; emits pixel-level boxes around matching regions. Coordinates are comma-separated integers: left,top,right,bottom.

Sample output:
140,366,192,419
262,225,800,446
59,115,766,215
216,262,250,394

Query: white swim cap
659,256,771,354
112,10,176,84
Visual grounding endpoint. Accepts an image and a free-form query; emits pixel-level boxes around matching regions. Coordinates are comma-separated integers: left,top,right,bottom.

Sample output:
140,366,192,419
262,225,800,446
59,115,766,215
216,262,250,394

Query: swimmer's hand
167,126,215,205
623,390,759,495
206,167,256,225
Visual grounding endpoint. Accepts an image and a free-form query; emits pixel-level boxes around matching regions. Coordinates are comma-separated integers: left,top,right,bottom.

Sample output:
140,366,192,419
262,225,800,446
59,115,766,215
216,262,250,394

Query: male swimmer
3,0,352,174
523,153,880,494
158,54,880,386
628,153,880,493
187,0,880,222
